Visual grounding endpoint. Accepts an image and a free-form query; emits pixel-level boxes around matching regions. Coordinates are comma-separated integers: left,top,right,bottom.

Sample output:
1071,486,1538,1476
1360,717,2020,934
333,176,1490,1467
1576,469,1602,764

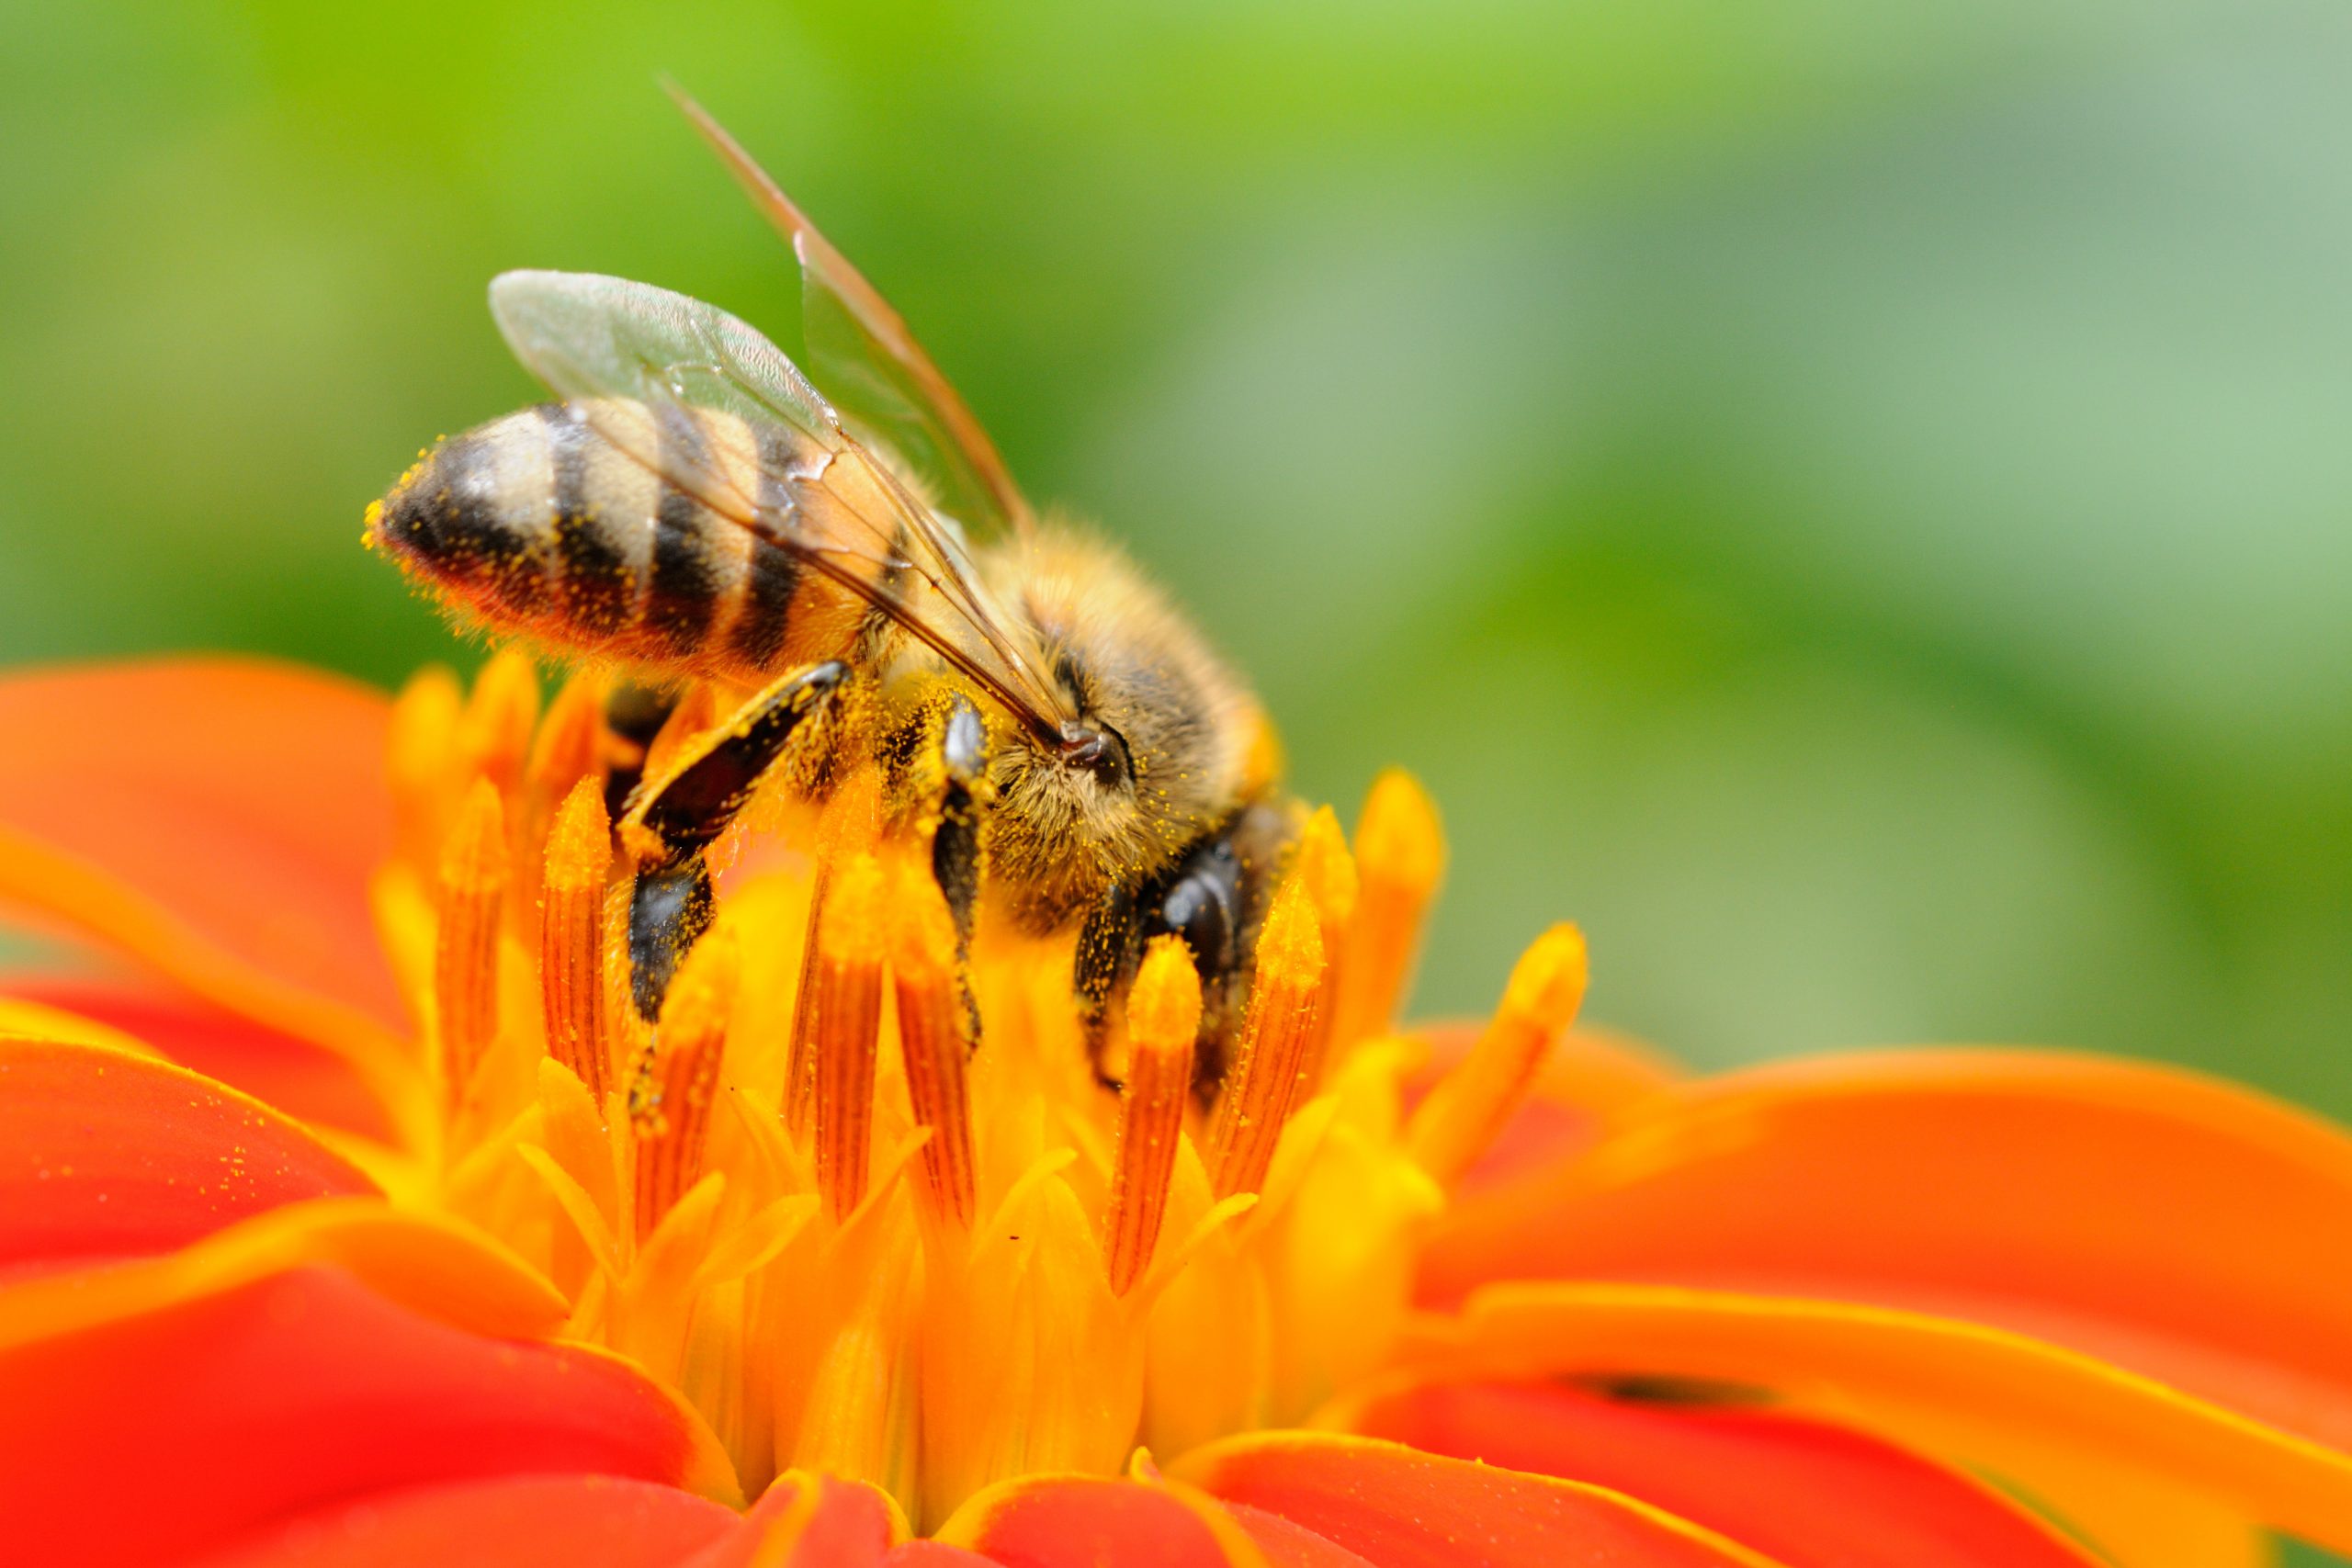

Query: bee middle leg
879,690,989,1041
620,659,849,1019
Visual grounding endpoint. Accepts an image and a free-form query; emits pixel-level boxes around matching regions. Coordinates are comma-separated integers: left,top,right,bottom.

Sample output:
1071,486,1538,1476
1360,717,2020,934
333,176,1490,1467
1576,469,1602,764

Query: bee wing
489,268,1073,737
668,86,1037,546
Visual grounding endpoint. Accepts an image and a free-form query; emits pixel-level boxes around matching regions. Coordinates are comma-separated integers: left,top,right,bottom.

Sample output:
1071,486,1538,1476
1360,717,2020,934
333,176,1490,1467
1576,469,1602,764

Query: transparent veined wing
488,269,1073,738
669,85,1037,545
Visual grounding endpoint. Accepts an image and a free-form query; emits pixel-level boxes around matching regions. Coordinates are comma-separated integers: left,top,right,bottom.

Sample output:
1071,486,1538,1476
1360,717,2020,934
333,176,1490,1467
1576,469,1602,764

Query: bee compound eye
1059,723,1133,789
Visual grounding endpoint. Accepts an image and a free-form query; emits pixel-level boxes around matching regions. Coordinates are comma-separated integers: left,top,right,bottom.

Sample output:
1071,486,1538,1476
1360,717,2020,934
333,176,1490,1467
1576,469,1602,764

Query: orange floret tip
1210,877,1327,1199
635,927,741,1241
1406,921,1589,1187
439,777,510,894
816,765,885,868
458,648,541,797
1291,805,1358,1093
820,850,888,964
434,778,509,1111
808,852,888,1221
1252,872,1327,993
388,664,464,868
1128,934,1206,1050
544,776,613,894
888,859,978,1228
1355,768,1444,891
638,682,720,797
541,778,615,1102
526,671,609,812
1499,920,1589,1035
1105,936,1201,1296
1328,768,1444,1051
1294,805,1360,935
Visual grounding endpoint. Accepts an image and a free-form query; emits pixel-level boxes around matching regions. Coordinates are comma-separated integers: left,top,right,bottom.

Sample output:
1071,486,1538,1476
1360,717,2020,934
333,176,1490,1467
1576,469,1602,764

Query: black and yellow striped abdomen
368,401,870,681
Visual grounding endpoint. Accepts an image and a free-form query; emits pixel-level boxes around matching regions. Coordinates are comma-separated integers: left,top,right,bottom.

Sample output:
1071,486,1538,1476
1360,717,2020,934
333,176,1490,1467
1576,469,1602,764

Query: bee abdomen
371,401,828,678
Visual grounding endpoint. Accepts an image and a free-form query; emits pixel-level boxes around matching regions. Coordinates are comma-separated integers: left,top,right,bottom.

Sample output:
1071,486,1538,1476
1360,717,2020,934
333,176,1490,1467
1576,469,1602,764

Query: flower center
370,652,1585,1529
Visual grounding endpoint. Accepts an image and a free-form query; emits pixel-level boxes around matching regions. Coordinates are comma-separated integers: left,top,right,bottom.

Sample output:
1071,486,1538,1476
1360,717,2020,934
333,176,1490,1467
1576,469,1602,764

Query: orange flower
2,655,2349,1567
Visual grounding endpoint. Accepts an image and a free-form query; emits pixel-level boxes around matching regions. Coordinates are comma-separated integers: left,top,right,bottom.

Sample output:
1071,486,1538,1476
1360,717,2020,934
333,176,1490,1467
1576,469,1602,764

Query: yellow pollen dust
380,659,1589,1528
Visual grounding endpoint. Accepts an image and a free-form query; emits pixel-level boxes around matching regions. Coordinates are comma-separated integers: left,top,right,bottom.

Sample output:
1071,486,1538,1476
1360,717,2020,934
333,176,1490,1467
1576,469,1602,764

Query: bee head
980,532,1254,931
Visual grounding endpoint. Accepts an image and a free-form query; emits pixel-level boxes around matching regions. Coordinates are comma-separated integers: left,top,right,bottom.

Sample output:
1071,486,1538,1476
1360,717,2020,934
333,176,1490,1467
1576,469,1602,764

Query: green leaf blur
4,0,2347,1134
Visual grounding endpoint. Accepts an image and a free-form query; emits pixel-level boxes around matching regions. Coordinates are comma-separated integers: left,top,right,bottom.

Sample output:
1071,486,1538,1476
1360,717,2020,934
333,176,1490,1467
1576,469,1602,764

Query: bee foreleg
1075,882,1143,1088
621,659,850,1018
1079,801,1296,1094
929,692,989,953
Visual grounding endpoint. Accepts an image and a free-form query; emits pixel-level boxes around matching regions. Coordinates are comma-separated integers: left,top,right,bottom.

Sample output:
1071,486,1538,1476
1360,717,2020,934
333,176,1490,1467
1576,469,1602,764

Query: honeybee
370,96,1293,1076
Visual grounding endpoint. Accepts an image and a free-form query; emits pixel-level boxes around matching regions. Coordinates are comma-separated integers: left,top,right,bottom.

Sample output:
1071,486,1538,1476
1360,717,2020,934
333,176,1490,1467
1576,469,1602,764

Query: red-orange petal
1411,1281,2352,1555
885,1546,1002,1567
3,976,395,1141
1333,1378,2094,1567
0,658,407,1050
687,1472,900,1567
0,1265,732,1568
934,1475,1248,1568
180,1474,738,1568
1222,1502,1379,1566
0,1038,375,1277
1174,1432,1779,1567
1419,1049,2352,1450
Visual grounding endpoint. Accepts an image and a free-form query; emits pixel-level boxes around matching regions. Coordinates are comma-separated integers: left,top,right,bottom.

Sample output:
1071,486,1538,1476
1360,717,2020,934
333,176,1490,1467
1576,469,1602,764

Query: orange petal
0,1264,736,1568
4,976,395,1141
933,1474,1251,1567
1412,1281,2352,1556
1172,1431,1781,1567
0,658,409,1057
1419,1050,2352,1450
181,1474,738,1568
1329,1377,2095,1567
0,1038,374,1277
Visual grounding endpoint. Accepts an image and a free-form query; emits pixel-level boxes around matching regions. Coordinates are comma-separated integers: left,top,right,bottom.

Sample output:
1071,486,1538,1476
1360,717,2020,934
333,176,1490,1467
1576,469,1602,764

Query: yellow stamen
1405,921,1588,1186
1289,805,1359,1096
805,852,887,1223
1104,937,1200,1296
458,647,540,800
434,778,508,1111
1208,876,1327,1199
784,768,885,1138
542,777,615,1107
1325,769,1443,1054
888,859,978,1229
632,926,741,1242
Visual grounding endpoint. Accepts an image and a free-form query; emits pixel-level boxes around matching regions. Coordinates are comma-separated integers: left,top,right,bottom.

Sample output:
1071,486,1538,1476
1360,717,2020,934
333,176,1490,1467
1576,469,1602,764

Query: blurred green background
4,2,2348,1126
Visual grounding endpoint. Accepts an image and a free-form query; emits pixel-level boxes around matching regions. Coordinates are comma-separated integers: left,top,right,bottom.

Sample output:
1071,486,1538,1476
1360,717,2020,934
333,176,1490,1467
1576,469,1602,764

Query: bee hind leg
621,659,850,1020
